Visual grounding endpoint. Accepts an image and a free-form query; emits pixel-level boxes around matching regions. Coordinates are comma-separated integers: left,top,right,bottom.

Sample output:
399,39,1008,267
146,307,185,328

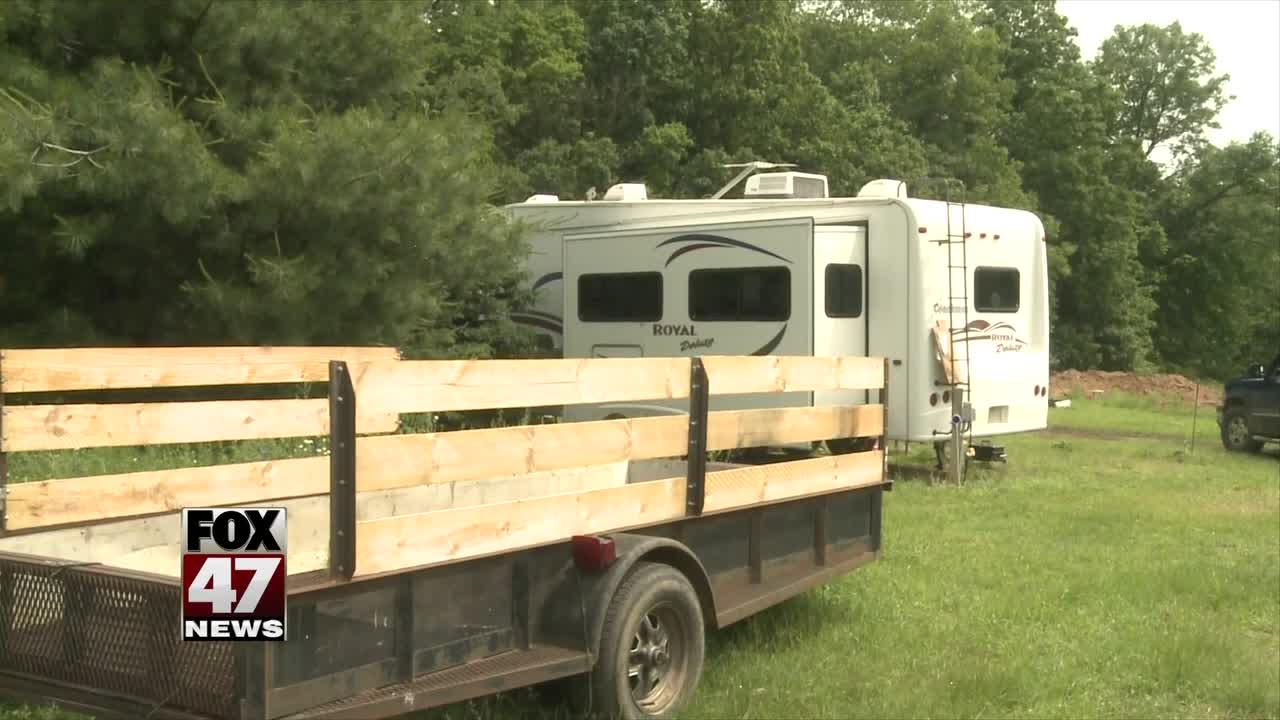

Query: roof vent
856,179,909,198
742,172,829,199
524,194,560,203
603,183,648,201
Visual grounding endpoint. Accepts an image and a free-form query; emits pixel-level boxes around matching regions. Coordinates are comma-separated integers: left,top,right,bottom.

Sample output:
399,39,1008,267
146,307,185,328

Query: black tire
589,562,705,719
826,437,878,455
1221,407,1264,453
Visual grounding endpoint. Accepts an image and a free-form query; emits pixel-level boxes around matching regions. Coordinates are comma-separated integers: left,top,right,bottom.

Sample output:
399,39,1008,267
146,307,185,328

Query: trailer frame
0,350,891,720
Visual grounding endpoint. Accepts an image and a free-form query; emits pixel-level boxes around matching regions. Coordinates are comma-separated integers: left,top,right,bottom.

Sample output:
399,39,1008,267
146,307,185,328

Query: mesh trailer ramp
0,347,891,719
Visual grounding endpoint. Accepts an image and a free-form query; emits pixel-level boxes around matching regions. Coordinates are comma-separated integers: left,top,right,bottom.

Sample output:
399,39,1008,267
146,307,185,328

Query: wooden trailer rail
0,350,887,581
0,347,889,720
0,346,399,550
343,354,889,578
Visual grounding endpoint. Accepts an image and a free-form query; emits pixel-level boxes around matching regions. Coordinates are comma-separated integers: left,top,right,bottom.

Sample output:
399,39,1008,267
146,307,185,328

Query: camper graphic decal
681,338,714,352
657,234,793,267
750,325,788,356
953,319,1027,353
511,310,563,335
531,272,563,293
515,273,565,335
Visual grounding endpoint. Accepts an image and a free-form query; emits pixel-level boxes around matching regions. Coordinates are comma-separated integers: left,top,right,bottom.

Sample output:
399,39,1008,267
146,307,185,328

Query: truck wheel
592,562,705,719
1221,409,1264,453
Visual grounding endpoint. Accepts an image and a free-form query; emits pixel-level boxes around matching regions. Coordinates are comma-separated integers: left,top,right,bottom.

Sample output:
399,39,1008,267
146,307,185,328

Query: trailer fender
574,534,717,662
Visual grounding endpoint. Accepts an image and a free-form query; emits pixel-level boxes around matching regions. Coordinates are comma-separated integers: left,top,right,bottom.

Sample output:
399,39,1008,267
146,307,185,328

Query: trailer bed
0,348,889,719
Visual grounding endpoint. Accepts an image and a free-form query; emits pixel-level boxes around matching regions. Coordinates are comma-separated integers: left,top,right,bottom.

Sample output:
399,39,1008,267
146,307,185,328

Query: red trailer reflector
571,535,617,571
918,226,928,234
929,392,939,406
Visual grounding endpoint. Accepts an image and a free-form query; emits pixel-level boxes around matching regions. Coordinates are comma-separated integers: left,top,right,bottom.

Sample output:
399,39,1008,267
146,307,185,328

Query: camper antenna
711,161,797,200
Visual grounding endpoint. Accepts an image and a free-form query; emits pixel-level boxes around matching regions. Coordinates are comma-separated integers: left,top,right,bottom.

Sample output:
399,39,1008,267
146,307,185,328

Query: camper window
974,267,1020,313
824,264,863,318
578,272,664,322
689,267,790,322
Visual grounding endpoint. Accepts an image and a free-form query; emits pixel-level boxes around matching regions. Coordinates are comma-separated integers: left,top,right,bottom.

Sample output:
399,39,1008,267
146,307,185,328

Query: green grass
3,397,1278,720
1046,389,1221,440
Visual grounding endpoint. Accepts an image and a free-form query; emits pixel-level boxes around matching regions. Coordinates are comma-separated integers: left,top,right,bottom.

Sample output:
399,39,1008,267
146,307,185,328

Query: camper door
562,217,814,418
812,224,870,409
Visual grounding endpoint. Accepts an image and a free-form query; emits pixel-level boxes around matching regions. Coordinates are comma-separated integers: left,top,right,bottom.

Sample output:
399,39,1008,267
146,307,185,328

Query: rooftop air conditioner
742,172,829,199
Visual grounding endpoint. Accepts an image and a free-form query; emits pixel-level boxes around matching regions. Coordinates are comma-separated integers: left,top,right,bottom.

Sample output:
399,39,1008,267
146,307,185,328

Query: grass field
2,393,1277,720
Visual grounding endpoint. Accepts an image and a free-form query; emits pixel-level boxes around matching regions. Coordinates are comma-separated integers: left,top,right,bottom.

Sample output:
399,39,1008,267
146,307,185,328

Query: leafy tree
1091,21,1232,162
804,1,1026,206
0,0,536,358
1153,132,1280,378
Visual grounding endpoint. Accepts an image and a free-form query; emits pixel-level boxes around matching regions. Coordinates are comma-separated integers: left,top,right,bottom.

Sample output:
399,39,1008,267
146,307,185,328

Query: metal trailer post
685,357,710,516
328,360,357,580
0,349,7,538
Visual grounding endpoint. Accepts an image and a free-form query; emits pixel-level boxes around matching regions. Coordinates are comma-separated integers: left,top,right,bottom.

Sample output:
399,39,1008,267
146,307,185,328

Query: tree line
1,0,1275,380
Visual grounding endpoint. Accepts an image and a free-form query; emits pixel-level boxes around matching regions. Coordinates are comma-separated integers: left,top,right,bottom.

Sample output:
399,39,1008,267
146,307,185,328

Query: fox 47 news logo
181,507,287,642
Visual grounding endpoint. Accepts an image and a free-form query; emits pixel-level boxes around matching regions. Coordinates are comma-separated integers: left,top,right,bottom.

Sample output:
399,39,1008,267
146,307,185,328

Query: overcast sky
1057,0,1280,148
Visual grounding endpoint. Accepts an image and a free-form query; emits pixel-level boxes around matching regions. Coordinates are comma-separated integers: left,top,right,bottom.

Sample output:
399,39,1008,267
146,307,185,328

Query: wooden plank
933,319,954,384
6,403,882,529
701,451,883,512
0,461,630,577
708,404,882,452
355,477,686,577
0,346,400,393
353,355,885,416
354,404,883,493
4,456,328,530
1,399,400,452
932,320,970,385
353,357,692,415
353,418,682,494
701,356,886,395
10,406,717,528
353,450,885,577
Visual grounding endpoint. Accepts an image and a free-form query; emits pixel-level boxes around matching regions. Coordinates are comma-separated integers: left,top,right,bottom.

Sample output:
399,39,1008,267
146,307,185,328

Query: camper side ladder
943,199,972,393
944,197,974,484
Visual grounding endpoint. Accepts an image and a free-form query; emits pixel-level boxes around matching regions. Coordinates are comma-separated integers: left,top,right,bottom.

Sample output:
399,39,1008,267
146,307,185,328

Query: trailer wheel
592,562,705,719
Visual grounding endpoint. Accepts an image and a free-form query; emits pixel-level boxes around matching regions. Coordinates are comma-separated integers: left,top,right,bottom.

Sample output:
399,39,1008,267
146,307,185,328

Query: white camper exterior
503,174,1049,444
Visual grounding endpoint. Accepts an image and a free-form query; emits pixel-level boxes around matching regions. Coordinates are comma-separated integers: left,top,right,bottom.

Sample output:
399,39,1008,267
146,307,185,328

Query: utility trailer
0,346,890,719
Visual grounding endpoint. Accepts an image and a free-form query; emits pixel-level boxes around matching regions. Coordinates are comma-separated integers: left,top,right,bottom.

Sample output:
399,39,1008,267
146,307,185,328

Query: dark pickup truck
1218,352,1280,453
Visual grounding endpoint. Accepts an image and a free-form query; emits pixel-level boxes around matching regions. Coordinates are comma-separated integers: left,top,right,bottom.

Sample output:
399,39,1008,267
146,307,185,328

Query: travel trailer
503,166,1049,456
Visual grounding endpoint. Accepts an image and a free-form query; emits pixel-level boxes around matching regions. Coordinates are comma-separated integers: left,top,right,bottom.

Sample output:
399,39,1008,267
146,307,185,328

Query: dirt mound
1050,369,1221,407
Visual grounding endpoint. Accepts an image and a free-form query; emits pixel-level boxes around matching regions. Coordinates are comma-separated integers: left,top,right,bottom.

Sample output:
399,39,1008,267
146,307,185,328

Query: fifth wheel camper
504,167,1050,454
